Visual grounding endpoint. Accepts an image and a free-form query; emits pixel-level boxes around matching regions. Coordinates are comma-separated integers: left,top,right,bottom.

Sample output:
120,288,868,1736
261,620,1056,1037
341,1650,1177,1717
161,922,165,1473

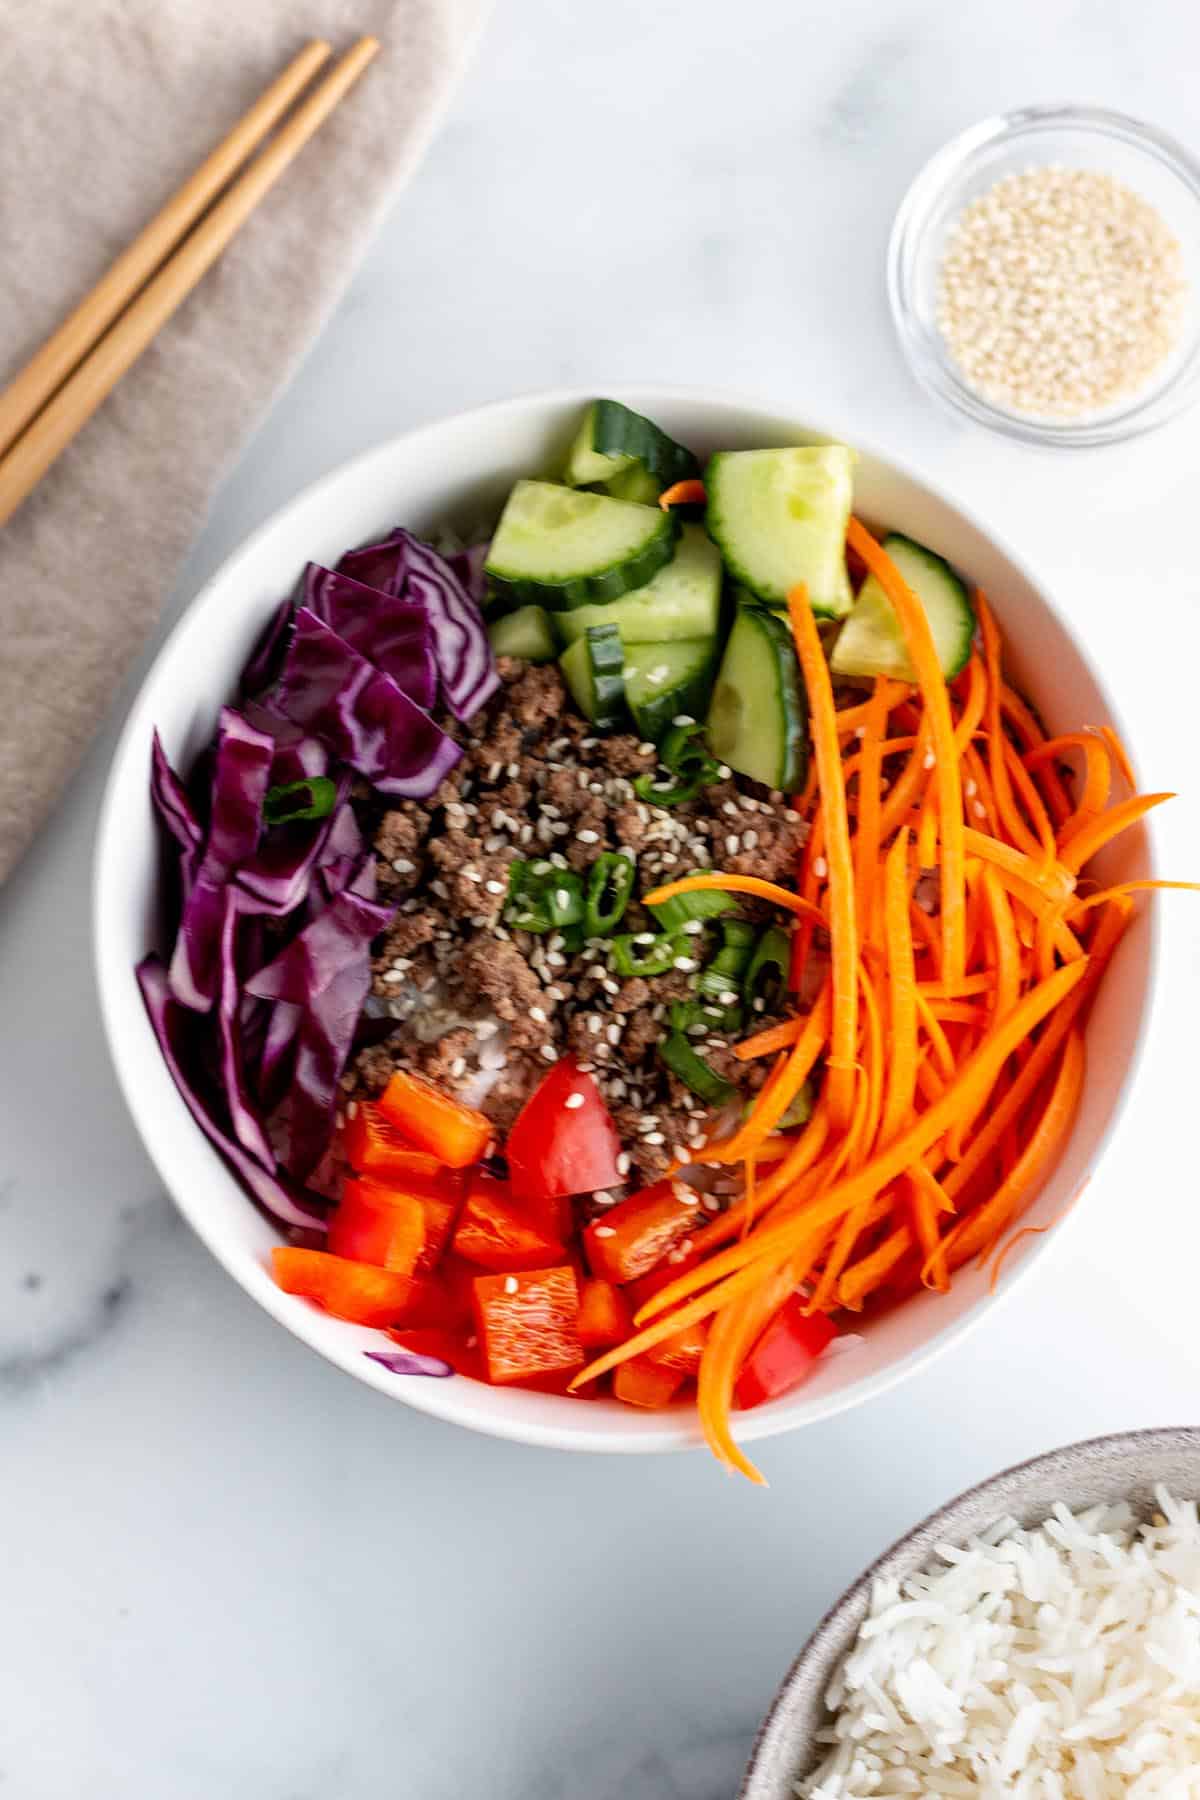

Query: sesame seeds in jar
936,165,1187,420
889,107,1200,444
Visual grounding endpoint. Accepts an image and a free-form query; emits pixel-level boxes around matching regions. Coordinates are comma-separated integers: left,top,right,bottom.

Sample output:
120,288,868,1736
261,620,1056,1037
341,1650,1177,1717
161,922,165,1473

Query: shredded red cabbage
301,563,437,711
338,527,497,721
141,519,497,1234
365,1349,454,1379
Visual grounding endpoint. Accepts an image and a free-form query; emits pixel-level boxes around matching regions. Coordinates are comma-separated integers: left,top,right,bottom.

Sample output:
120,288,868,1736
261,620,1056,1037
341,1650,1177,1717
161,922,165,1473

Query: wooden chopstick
0,36,380,530
0,39,333,463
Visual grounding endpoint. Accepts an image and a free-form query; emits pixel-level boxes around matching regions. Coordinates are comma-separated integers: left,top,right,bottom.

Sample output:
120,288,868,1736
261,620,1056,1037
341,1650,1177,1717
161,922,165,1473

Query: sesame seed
488,763,502,783
937,164,1187,420
539,1044,558,1063
643,1131,666,1146
475,1019,500,1039
637,742,657,756
722,799,739,817
681,919,705,936
741,829,758,850
606,1022,622,1045
673,956,699,972
462,868,482,884
449,1057,467,1079
812,855,829,879
564,1092,585,1110
580,736,599,749
717,764,732,779
592,1225,616,1238
923,751,936,771
504,1276,519,1294
718,991,738,1007
634,932,656,946
588,1014,602,1034
506,762,520,779
530,1005,547,1024
964,778,978,798
346,1100,359,1120
672,714,696,727
381,968,405,984
974,801,988,819
549,933,564,951
391,857,415,874
593,1190,614,1207
578,828,600,844
546,986,566,1002
617,1152,632,1175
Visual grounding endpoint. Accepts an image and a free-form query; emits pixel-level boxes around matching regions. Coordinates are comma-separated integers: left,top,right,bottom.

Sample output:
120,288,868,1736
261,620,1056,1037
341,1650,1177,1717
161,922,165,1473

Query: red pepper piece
272,1247,432,1327
471,1265,582,1386
734,1296,836,1411
505,1058,622,1206
329,1177,427,1276
613,1355,685,1409
452,1174,563,1272
377,1070,493,1168
386,1326,484,1381
576,1277,633,1349
584,1179,705,1285
343,1104,464,1197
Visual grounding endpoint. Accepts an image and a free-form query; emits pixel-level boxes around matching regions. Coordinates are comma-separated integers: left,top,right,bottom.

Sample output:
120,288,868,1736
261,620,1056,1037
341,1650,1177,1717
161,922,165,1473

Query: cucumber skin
487,509,681,611
625,640,719,744
554,525,723,647
559,625,626,730
590,400,699,487
705,606,808,793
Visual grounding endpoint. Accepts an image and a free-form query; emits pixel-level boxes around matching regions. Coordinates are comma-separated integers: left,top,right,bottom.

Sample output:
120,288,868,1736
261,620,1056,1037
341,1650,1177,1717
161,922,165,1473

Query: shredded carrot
848,518,966,984
631,961,1089,1325
952,653,988,753
643,872,828,924
658,479,706,510
1026,732,1111,844
853,678,896,942
787,584,859,1132
961,827,1075,902
942,1027,1085,1270
1069,879,1200,918
909,1164,951,1292
1097,724,1136,790
1001,684,1073,826
980,864,1020,1026
687,1108,831,1256
734,1016,805,1061
879,829,918,1148
986,1224,1050,1292
1056,791,1174,875
838,1223,913,1309
696,984,831,1165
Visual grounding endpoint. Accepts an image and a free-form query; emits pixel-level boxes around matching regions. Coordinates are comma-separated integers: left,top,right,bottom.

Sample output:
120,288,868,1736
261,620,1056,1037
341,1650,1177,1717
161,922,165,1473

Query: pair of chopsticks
0,36,379,529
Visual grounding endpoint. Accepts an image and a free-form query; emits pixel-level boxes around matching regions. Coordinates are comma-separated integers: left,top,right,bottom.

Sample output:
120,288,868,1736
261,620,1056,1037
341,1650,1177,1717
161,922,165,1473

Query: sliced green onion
670,997,745,1036
584,852,636,937
633,718,722,806
611,930,689,978
659,1032,735,1105
742,1077,813,1132
647,887,736,934
743,925,791,1012
263,775,338,827
504,861,584,932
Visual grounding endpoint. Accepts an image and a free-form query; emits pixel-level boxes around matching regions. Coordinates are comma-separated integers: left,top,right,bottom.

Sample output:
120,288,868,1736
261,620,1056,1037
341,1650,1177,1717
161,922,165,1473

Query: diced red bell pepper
576,1277,633,1349
471,1265,582,1386
376,1070,493,1168
505,1058,623,1207
452,1175,563,1272
271,1247,428,1327
329,1177,427,1276
647,1316,709,1377
734,1296,836,1411
584,1179,705,1285
342,1103,462,1195
613,1355,685,1409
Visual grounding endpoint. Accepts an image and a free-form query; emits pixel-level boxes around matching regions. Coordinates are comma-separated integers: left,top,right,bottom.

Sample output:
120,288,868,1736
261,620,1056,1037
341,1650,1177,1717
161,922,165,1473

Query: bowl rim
887,102,1200,447
91,380,1160,1454
740,1424,1200,1797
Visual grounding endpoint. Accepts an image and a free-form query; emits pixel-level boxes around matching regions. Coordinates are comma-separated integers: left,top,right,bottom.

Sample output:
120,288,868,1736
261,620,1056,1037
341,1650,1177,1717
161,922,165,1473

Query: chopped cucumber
558,624,625,729
831,533,976,683
564,399,699,490
486,480,678,610
624,638,718,743
705,607,808,793
705,445,855,617
604,465,662,505
553,526,723,647
487,604,557,663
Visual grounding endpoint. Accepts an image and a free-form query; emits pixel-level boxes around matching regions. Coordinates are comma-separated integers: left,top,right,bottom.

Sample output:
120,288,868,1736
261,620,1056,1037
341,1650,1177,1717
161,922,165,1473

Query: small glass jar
887,104,1200,446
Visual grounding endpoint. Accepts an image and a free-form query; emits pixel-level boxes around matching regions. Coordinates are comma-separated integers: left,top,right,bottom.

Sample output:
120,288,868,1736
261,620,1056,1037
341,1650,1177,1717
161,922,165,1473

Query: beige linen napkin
0,0,489,883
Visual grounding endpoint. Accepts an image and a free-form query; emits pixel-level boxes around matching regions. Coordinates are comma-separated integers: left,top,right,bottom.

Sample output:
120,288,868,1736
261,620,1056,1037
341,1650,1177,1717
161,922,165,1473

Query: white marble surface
4,2,1200,1795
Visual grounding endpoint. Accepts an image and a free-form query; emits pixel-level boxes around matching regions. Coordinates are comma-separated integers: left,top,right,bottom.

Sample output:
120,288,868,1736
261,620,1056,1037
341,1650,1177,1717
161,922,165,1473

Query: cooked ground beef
346,657,806,1183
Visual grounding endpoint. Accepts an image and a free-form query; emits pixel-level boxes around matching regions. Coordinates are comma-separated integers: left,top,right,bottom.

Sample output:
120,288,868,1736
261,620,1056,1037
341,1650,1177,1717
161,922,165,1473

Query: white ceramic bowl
93,385,1156,1455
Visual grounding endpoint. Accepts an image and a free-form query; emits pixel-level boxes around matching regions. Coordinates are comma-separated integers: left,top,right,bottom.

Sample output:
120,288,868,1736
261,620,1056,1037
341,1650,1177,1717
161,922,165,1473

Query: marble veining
3,1,1200,1794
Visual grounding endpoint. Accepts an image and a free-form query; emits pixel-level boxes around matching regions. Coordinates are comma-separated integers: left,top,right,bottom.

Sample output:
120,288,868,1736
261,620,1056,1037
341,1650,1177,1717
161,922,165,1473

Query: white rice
801,1487,1200,1799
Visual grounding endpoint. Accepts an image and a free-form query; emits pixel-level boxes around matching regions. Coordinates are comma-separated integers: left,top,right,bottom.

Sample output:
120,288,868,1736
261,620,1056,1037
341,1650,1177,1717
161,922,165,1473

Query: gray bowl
741,1427,1200,1799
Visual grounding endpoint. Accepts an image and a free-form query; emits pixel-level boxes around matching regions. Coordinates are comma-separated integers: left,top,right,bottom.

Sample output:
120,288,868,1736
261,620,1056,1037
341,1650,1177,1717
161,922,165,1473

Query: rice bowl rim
741,1426,1200,1798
